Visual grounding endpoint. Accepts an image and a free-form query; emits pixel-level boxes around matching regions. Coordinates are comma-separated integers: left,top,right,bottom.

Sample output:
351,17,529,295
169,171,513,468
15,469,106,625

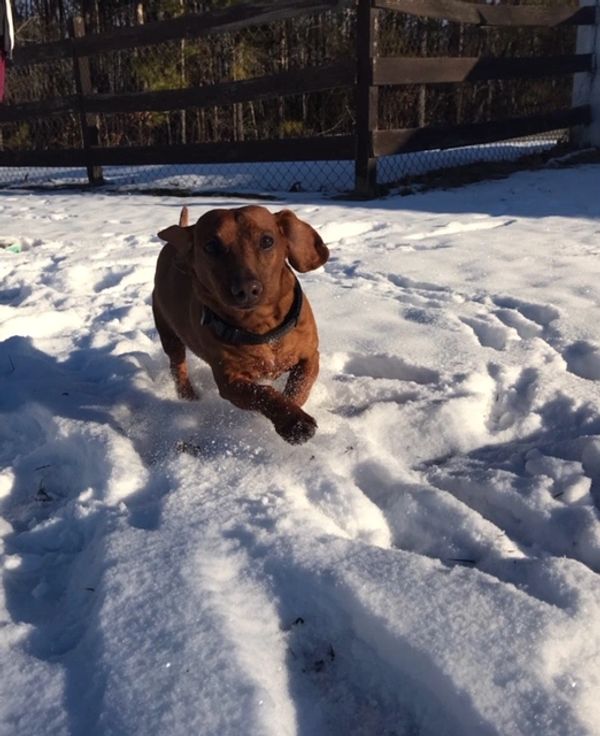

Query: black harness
200,278,304,346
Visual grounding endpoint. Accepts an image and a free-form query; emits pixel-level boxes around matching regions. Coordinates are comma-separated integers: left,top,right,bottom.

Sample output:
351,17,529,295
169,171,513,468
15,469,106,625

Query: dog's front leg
153,295,199,401
283,354,319,407
215,374,317,444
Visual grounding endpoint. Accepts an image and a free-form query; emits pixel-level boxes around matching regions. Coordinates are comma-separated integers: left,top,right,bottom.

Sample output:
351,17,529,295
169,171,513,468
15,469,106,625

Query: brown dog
152,205,329,444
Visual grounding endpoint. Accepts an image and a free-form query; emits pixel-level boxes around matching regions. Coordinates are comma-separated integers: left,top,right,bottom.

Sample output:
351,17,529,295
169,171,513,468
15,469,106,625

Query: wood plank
70,16,104,185
11,0,340,67
0,149,88,167
74,0,339,57
355,0,380,197
0,135,355,169
0,62,353,121
12,40,72,68
372,106,591,156
83,61,355,114
374,0,596,27
0,96,79,122
373,54,593,85
85,136,356,166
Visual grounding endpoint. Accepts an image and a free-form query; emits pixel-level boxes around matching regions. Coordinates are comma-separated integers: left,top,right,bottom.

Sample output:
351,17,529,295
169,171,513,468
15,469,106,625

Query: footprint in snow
492,296,559,328
387,273,451,296
94,266,135,293
491,296,600,382
343,353,440,384
492,307,543,339
524,449,592,505
486,363,539,432
403,218,516,242
460,315,518,351
563,341,600,381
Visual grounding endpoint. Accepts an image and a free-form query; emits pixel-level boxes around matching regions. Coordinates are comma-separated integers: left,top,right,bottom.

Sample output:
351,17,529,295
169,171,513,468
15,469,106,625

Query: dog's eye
204,238,221,255
259,234,274,251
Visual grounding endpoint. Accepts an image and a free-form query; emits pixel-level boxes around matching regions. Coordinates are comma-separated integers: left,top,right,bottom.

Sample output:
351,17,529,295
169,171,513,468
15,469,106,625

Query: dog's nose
230,278,263,307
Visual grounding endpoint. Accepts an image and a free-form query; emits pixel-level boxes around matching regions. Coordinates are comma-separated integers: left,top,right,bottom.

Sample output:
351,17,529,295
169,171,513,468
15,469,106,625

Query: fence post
354,0,379,197
69,16,104,186
572,0,600,146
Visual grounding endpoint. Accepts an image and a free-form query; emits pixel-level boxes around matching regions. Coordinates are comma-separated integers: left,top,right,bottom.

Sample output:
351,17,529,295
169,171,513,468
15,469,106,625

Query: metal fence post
69,16,104,186
354,0,379,197
572,0,600,146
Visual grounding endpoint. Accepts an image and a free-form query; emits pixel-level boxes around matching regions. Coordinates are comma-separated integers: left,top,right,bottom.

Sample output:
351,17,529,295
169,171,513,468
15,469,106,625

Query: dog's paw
277,411,317,445
177,380,199,401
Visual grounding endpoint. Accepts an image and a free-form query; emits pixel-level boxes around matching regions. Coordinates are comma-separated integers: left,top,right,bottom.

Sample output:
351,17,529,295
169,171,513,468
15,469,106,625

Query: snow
1,164,600,735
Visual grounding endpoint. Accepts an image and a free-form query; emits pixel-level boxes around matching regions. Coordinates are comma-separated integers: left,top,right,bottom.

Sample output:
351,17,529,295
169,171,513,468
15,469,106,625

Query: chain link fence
0,1,586,194
2,6,357,192
376,3,578,186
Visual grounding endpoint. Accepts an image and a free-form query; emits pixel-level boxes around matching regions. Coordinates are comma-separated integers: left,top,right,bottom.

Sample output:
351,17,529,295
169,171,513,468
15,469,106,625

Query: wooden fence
0,0,596,196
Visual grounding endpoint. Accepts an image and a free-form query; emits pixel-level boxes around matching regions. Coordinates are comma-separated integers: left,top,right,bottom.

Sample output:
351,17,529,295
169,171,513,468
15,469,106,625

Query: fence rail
372,106,592,156
372,55,593,85
1,0,597,196
374,0,596,27
0,62,356,122
11,0,341,67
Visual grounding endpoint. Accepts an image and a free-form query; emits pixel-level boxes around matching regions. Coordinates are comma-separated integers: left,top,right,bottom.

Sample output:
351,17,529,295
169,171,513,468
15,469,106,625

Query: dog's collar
200,278,303,346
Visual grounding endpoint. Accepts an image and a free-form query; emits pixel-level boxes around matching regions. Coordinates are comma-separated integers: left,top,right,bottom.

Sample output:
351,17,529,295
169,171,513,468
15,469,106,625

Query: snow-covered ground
1,164,600,735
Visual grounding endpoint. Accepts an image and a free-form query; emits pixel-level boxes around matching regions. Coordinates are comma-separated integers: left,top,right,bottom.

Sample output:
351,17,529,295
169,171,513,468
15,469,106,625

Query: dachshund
152,205,329,444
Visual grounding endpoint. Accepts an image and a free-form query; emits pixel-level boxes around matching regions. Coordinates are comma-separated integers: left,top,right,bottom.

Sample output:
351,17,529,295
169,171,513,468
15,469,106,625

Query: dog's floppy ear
276,209,329,273
157,206,193,250
157,224,193,250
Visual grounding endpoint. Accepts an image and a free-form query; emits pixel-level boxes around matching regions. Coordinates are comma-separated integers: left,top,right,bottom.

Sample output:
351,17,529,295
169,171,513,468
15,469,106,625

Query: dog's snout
230,278,263,307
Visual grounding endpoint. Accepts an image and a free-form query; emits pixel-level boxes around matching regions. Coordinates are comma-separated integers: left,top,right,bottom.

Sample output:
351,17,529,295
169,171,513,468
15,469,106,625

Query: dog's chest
223,341,296,381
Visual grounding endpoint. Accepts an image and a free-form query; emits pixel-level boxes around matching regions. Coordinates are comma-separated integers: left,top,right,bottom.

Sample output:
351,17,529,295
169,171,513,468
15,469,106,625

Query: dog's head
158,206,329,310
